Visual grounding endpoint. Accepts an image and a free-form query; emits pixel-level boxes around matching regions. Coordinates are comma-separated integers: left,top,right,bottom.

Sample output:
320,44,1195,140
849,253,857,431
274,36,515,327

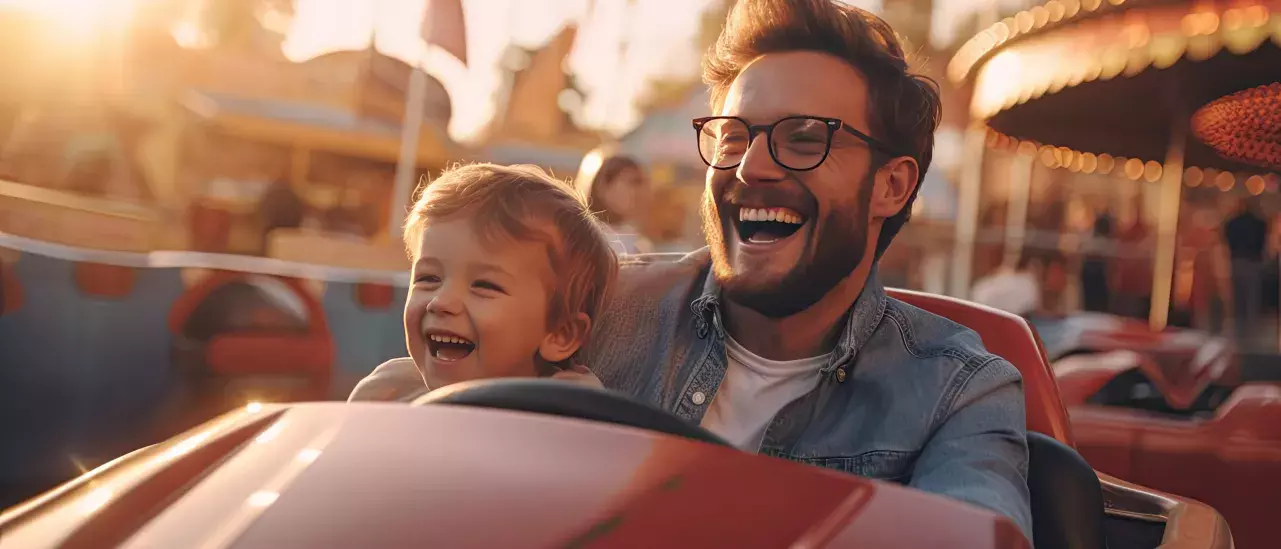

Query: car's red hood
1070,317,1235,409
1,403,1027,549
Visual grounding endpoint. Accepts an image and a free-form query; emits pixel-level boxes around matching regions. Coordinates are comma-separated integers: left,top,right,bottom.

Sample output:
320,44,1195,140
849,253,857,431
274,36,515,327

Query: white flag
421,0,467,66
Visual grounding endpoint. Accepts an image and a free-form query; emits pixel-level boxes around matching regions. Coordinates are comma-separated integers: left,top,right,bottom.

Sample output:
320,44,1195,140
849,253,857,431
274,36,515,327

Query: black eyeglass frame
691,115,905,172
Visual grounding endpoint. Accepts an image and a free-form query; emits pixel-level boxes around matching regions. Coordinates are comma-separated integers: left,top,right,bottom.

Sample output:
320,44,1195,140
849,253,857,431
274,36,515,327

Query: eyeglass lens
697,117,832,171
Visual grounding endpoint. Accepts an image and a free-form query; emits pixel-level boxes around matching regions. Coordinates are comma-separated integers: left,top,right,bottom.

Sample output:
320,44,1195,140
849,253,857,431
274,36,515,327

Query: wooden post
1149,125,1187,331
1002,151,1035,268
950,123,988,298
390,62,429,240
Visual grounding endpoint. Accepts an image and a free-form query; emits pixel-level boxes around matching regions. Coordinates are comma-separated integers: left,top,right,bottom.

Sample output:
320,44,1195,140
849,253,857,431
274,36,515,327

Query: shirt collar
692,255,888,373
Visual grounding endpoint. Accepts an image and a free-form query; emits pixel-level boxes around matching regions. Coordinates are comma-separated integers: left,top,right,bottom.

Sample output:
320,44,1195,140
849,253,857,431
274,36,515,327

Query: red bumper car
0,292,1232,548
1041,314,1279,549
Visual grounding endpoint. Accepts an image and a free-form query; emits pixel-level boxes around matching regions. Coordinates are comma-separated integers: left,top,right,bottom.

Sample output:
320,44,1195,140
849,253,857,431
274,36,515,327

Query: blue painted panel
0,252,182,482
0,234,411,488
323,282,408,381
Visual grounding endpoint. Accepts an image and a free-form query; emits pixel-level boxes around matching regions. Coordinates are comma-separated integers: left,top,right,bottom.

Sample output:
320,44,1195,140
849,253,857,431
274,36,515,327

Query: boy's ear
539,313,592,363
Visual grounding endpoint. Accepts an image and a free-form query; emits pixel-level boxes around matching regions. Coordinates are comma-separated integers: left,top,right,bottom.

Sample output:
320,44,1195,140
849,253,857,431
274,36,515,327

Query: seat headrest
887,289,1075,446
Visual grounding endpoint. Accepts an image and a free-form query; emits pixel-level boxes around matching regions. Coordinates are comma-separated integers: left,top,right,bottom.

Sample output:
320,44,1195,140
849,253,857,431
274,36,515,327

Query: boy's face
405,215,578,390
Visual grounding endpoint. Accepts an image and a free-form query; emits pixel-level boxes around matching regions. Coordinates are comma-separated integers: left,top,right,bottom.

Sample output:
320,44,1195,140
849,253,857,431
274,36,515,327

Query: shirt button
835,368,847,383
691,391,706,405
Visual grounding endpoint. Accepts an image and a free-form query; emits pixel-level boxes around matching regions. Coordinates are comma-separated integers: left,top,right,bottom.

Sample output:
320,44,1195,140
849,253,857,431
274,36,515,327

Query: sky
0,0,1007,143
280,0,718,142
275,0,1015,142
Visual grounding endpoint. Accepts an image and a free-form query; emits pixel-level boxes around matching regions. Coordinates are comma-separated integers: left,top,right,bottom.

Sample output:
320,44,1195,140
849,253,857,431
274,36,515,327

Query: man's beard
701,176,872,319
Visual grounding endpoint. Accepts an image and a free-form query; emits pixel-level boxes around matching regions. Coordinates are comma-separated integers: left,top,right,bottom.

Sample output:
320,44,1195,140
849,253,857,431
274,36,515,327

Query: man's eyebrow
724,112,840,126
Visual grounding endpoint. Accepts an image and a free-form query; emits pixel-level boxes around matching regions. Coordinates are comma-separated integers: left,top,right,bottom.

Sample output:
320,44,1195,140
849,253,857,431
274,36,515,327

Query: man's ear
538,313,592,363
870,156,920,221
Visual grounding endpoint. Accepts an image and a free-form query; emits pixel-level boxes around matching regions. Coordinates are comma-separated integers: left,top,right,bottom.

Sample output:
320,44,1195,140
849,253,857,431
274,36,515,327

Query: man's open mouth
426,331,476,362
734,206,807,245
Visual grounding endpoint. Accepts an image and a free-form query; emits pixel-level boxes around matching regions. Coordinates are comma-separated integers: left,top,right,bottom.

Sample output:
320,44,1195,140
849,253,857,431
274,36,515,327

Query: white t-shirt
970,269,1041,317
602,223,648,255
700,335,829,451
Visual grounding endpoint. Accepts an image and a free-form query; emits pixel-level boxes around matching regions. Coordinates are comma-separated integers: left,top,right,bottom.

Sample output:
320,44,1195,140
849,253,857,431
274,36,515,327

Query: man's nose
736,133,786,185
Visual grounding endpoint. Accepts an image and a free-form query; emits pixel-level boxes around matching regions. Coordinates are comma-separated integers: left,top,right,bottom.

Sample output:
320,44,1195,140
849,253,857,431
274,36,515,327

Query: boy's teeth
738,207,802,224
429,334,470,344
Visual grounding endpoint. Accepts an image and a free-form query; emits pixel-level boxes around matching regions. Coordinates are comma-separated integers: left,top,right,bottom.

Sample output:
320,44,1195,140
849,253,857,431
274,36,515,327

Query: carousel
949,0,1281,331
950,3,1280,547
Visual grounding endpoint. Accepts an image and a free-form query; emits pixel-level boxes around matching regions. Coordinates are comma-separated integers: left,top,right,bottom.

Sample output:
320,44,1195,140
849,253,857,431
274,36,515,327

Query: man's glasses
692,115,901,172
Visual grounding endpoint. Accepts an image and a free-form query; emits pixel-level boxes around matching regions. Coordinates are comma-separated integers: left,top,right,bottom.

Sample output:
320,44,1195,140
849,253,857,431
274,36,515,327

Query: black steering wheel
412,378,732,447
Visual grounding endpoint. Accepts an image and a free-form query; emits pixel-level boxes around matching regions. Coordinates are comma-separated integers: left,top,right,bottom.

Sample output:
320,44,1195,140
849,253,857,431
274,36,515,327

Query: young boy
348,163,617,402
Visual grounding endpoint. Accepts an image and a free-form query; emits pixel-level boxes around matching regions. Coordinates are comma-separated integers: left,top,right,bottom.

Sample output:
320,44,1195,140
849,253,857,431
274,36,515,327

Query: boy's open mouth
426,332,476,362
734,206,807,244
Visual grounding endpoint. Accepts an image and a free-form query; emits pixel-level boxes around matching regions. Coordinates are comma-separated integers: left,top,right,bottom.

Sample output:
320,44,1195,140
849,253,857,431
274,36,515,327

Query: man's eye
473,280,506,294
788,133,826,144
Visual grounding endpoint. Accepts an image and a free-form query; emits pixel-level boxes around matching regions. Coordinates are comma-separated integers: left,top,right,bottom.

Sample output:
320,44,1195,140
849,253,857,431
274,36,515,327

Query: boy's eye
414,274,441,285
473,280,506,294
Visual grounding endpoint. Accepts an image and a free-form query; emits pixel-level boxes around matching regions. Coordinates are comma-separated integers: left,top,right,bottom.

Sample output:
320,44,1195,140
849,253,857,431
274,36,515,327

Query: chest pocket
768,449,918,483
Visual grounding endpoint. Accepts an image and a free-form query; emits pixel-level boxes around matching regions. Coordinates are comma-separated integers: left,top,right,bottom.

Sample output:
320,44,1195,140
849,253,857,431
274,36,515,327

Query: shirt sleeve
347,358,428,402
908,357,1033,543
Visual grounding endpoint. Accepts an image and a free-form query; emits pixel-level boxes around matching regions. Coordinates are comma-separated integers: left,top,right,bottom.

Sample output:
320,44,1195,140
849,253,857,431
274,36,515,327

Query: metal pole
389,53,429,241
1003,152,1034,268
1148,125,1187,331
950,123,987,298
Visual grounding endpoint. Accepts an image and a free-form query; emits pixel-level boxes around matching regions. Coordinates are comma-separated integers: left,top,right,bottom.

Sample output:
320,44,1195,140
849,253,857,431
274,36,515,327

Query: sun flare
0,0,134,38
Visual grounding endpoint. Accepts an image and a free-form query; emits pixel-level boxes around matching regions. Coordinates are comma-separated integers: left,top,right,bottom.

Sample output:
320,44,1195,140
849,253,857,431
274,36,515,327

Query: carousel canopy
950,0,1281,174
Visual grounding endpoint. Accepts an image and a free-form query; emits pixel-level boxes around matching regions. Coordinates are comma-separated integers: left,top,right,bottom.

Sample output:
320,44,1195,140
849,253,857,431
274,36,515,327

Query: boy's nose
426,288,464,316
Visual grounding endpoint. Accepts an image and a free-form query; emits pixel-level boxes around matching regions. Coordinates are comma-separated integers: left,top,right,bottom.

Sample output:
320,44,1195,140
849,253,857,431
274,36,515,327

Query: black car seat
1028,432,1109,549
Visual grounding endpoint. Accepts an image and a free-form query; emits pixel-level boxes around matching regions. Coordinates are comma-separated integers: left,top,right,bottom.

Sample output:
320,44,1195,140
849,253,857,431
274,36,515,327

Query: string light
1185,167,1204,187
1124,158,1145,180
1246,175,1266,195
1215,171,1236,191
952,1,1281,123
981,128,1269,192
1143,161,1163,183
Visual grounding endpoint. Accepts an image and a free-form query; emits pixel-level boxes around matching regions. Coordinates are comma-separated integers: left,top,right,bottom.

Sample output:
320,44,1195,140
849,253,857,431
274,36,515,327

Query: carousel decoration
949,0,1281,330
1192,82,1281,171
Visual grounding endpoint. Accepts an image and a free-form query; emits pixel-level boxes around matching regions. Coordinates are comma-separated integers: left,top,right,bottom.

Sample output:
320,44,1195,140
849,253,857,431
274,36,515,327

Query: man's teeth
739,207,803,224
429,334,471,344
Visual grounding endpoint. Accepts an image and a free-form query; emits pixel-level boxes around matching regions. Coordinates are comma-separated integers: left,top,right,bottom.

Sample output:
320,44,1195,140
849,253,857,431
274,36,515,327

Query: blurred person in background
1223,197,1269,343
1188,206,1231,333
575,148,652,254
257,179,305,251
1080,206,1114,312
1111,199,1152,320
970,252,1043,318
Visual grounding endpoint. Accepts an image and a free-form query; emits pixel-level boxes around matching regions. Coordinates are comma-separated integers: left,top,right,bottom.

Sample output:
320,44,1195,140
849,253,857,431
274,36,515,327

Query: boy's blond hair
404,163,618,331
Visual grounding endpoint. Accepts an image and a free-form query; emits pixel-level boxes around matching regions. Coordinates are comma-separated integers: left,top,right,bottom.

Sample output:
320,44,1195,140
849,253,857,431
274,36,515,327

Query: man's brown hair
404,163,618,332
703,0,942,257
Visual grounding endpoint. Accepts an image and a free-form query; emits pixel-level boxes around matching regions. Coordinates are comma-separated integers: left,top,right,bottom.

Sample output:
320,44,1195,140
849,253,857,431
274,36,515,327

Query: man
971,253,1042,318
1112,200,1151,320
1223,198,1268,345
1080,207,1114,312
586,0,1031,539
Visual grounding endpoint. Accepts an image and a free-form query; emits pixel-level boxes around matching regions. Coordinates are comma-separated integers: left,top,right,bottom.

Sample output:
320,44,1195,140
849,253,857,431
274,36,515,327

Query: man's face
701,51,880,318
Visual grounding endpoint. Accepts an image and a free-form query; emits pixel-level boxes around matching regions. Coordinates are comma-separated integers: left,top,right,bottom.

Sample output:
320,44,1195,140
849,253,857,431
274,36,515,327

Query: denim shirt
585,249,1033,541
